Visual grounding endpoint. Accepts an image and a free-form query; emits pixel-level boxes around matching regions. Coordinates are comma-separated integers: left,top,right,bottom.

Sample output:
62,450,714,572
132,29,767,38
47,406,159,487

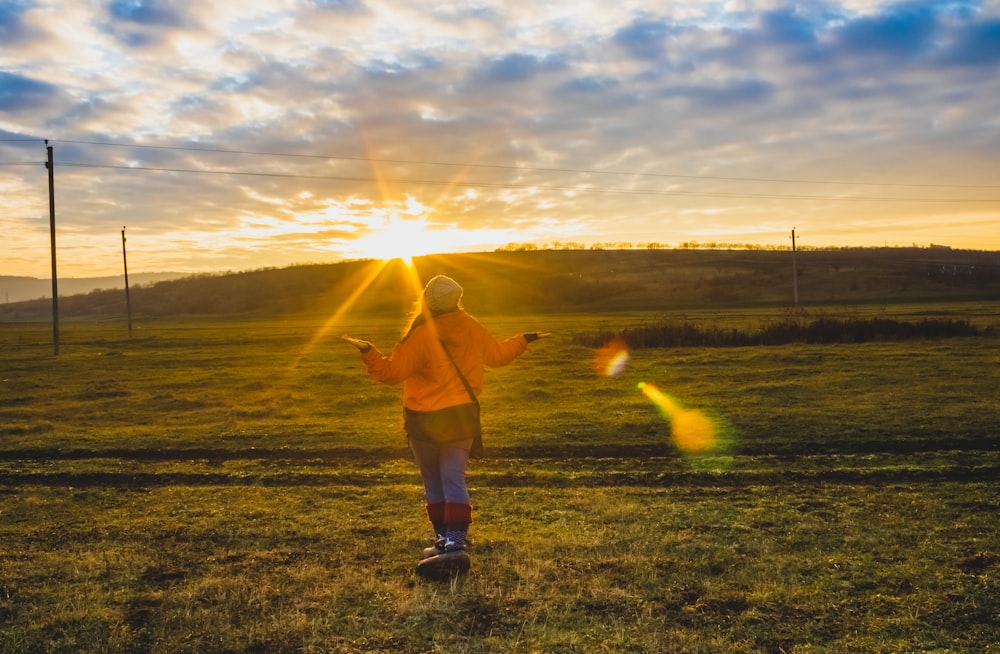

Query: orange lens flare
638,382,718,453
593,338,630,377
293,256,429,368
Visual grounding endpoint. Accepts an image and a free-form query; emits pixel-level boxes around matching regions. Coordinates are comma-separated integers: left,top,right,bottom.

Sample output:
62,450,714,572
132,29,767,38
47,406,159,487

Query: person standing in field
343,274,547,579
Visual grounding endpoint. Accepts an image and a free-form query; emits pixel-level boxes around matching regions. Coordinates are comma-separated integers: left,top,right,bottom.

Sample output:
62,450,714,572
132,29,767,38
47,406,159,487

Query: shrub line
574,316,988,348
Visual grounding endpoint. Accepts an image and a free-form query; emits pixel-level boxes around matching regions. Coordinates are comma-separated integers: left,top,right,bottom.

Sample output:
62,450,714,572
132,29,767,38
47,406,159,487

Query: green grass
1,307,998,652
1,308,997,455
2,478,997,653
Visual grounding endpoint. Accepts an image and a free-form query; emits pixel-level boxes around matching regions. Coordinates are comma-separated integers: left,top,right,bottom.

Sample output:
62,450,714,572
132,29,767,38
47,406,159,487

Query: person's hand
524,332,551,343
341,334,373,352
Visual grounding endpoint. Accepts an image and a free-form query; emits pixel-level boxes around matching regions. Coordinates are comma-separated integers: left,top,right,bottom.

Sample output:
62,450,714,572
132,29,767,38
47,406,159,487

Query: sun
354,215,441,265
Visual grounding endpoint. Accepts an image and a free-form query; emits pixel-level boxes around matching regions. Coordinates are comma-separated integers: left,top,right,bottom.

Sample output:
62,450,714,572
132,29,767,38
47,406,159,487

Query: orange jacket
361,309,528,412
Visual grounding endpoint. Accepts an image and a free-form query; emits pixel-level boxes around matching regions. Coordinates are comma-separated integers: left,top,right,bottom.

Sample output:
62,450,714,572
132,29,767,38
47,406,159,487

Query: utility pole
122,226,133,337
46,140,59,355
791,227,799,308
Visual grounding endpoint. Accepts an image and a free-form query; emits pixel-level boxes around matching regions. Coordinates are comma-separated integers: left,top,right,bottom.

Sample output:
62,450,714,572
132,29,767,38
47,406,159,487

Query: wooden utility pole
46,140,59,355
122,227,133,337
791,227,799,308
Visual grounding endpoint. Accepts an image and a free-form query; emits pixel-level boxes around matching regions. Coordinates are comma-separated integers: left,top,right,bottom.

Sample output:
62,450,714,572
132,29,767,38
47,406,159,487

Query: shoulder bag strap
439,340,479,408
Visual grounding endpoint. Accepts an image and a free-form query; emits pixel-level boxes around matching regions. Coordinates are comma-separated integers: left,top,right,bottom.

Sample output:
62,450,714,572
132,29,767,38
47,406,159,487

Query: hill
2,247,998,321
0,272,187,304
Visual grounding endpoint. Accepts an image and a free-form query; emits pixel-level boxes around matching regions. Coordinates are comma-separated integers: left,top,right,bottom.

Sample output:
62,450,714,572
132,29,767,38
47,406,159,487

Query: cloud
758,7,822,47
108,0,186,26
311,0,367,12
1,1,999,277
477,52,568,83
660,78,774,108
560,75,622,94
102,0,197,47
0,0,40,45
0,71,61,111
833,3,938,59
613,18,674,60
939,17,1000,66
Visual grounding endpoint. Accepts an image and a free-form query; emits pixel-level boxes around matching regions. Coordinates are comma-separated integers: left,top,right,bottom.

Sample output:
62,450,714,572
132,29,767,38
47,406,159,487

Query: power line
55,161,1000,203
50,138,1000,190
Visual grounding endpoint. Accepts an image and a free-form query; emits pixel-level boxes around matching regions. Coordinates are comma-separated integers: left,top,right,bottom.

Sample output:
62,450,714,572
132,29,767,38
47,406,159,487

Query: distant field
1,305,998,652
1,304,997,454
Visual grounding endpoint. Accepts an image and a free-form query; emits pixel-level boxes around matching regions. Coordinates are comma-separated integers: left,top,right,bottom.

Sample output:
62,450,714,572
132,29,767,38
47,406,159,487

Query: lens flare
291,257,427,370
638,382,718,453
593,338,630,377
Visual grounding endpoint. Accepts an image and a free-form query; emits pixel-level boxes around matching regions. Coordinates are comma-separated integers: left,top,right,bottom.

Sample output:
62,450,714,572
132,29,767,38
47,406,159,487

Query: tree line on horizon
494,241,971,253
1,246,997,321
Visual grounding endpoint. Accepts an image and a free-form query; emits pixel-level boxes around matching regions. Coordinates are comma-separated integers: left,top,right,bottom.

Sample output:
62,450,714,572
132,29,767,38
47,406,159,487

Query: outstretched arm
483,330,551,368
344,333,425,385
342,334,373,353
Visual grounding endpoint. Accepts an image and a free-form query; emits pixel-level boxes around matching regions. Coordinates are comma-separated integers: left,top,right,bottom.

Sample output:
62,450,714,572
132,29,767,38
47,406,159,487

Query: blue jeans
409,436,473,507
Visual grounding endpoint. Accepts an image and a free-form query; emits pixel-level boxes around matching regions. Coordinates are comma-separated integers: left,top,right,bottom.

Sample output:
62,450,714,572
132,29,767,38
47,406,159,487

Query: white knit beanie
424,275,463,311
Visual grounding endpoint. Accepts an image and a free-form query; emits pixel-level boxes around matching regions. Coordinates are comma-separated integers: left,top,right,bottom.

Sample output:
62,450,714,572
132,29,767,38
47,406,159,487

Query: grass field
2,305,998,652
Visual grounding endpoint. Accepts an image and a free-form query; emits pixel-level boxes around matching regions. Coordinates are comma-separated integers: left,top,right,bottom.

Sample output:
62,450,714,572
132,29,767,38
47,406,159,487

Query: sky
2,0,999,278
